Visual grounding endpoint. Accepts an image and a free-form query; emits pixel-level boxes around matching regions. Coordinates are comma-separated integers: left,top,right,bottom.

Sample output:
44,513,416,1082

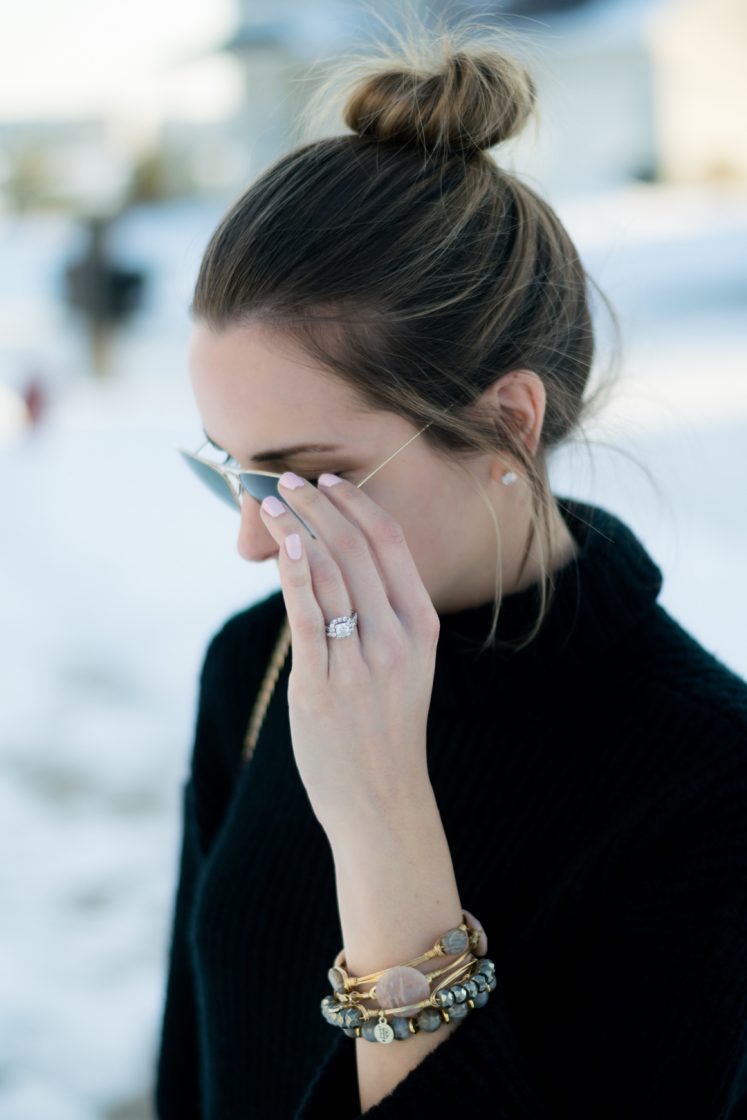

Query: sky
0,0,241,128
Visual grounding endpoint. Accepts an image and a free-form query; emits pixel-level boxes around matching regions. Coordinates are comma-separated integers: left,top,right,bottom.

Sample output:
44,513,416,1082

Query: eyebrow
202,428,345,463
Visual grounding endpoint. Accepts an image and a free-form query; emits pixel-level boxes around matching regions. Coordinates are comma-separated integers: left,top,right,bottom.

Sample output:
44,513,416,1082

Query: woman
154,17,747,1119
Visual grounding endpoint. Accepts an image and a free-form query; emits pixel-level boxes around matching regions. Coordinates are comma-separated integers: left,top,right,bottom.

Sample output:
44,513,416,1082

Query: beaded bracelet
321,909,494,1043
325,952,491,1027
336,954,488,1024
321,957,497,1043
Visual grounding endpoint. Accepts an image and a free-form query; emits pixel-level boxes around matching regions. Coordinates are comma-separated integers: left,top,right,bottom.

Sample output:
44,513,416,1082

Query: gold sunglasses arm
353,422,433,488
175,418,434,492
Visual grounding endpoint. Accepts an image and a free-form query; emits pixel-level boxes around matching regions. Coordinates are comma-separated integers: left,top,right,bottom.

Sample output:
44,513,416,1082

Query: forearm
328,778,465,1114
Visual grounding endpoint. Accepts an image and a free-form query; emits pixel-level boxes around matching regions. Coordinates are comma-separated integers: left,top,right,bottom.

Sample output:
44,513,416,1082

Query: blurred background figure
0,1,745,1117
63,214,146,377
20,369,48,433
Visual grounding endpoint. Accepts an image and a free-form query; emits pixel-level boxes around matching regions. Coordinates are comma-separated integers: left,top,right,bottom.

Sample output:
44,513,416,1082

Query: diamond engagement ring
324,611,358,639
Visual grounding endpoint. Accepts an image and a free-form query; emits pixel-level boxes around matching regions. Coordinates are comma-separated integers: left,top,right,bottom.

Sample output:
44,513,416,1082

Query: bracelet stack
320,909,496,1044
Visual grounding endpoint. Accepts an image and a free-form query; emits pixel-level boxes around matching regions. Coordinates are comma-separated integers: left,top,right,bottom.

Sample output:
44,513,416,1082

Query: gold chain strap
241,614,292,768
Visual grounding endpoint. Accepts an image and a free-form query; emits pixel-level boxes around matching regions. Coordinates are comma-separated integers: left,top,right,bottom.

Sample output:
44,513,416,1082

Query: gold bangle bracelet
344,954,486,1025
332,915,478,988
337,948,476,1005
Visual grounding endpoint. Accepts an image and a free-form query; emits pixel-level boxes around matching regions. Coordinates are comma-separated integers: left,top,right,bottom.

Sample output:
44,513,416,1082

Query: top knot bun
340,29,537,159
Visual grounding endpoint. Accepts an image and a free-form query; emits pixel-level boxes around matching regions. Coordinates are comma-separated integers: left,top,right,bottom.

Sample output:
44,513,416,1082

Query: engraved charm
373,1017,395,1043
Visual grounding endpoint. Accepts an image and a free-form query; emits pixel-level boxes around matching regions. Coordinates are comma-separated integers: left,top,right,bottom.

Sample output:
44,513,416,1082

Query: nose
236,493,279,563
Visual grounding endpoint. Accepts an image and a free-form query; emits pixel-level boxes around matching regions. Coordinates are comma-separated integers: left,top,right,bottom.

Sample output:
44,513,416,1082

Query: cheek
392,501,446,576
396,472,451,529
405,483,475,564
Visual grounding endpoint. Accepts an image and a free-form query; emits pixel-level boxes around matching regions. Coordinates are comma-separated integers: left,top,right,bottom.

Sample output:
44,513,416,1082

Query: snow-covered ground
1,180,745,1118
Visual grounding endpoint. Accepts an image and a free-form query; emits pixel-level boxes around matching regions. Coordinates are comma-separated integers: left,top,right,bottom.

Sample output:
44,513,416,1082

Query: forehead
188,321,363,427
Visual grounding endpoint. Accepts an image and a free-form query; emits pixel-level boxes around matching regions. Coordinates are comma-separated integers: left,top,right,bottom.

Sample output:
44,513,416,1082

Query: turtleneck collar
431,495,664,704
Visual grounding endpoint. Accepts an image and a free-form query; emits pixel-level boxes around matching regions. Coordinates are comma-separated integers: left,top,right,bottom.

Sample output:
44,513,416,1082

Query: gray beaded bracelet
321,958,497,1043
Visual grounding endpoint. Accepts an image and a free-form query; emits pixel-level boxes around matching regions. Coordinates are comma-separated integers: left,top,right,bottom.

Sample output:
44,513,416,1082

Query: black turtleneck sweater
152,495,747,1119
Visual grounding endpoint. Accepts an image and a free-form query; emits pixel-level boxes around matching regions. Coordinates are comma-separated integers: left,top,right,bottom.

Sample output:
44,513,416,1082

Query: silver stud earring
501,470,518,486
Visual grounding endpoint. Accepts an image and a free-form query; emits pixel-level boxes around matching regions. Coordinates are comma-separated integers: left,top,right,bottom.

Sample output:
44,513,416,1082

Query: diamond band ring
324,611,358,640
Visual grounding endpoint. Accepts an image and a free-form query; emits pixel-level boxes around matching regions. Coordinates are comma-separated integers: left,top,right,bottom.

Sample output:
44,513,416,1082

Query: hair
190,8,623,655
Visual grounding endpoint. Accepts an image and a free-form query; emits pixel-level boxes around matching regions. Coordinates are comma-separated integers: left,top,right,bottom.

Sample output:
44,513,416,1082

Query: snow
1,180,745,1118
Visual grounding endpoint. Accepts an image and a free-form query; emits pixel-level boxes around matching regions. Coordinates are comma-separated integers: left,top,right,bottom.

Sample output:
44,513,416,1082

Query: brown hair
190,10,621,655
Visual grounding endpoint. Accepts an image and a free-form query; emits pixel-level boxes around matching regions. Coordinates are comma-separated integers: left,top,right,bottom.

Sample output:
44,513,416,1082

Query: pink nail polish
261,496,286,517
279,471,305,490
285,533,302,559
318,473,343,487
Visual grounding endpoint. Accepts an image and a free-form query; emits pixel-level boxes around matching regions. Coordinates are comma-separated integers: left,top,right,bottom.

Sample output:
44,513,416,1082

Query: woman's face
188,321,527,614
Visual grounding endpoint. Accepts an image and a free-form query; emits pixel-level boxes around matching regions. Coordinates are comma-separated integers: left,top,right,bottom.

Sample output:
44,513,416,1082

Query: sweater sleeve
294,982,557,1119
153,776,204,1119
153,620,244,1119
295,742,747,1118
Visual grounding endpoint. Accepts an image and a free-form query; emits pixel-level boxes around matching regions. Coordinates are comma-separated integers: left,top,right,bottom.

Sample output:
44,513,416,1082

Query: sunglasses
175,422,434,541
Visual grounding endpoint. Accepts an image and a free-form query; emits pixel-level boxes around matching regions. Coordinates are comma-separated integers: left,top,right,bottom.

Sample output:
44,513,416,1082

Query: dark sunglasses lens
238,473,280,502
180,453,237,509
239,471,318,540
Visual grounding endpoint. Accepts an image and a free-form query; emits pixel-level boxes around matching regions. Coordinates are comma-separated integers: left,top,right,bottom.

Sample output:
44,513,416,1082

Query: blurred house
208,0,746,195
0,119,132,213
647,0,747,183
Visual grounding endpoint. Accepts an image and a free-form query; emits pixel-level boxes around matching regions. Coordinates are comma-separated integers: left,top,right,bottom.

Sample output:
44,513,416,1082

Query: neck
507,502,579,595
436,499,579,617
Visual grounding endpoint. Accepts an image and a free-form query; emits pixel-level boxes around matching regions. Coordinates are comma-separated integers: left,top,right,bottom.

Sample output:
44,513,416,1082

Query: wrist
324,767,438,861
328,785,463,980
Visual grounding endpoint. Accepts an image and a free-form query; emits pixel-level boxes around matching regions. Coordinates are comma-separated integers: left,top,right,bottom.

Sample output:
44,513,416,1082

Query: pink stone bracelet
321,908,493,1044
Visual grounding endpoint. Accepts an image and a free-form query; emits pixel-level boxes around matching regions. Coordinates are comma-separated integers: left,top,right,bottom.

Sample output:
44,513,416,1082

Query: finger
258,500,331,678
315,472,436,629
274,473,396,647
259,495,360,674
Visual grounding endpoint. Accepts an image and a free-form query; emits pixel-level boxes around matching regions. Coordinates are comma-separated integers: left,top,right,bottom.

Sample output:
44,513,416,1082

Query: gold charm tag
373,1012,394,1044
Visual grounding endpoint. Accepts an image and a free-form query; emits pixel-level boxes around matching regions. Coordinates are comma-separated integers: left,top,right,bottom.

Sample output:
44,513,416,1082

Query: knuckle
292,610,320,641
370,631,408,668
335,529,367,559
289,674,321,714
415,600,441,637
284,565,308,591
376,514,406,546
312,555,341,592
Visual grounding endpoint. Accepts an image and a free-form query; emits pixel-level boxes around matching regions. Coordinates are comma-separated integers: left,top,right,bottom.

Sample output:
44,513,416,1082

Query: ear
492,369,545,457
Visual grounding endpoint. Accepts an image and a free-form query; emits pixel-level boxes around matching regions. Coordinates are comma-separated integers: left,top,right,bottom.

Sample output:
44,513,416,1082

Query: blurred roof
216,0,655,56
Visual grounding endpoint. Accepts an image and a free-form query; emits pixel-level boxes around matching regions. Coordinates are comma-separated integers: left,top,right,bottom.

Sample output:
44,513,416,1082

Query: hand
257,471,441,836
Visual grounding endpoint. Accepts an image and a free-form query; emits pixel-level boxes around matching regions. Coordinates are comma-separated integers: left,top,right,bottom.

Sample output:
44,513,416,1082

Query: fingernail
318,473,343,487
285,533,302,559
278,471,305,490
261,496,286,517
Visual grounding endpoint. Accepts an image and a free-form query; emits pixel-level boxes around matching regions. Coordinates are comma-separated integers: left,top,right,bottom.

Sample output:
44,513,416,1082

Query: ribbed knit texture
153,494,747,1119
